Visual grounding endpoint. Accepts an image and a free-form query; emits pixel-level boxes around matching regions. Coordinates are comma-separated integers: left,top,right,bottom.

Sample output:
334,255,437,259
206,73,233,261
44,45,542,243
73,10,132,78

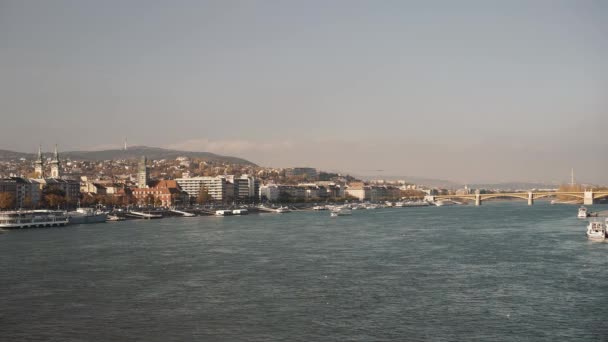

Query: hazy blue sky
1,0,606,183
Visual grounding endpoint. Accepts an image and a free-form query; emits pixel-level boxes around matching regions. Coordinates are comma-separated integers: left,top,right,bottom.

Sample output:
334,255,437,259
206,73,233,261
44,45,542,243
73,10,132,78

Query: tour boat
586,219,607,241
0,210,69,229
578,206,588,219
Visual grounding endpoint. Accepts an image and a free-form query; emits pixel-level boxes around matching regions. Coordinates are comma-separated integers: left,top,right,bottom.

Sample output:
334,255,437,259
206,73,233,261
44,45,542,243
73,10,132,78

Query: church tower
34,145,44,178
50,145,61,178
138,155,150,188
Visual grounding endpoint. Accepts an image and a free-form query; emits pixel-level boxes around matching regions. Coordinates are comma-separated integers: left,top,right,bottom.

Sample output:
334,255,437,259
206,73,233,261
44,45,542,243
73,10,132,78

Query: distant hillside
468,182,559,190
0,146,257,166
354,174,462,189
0,149,31,160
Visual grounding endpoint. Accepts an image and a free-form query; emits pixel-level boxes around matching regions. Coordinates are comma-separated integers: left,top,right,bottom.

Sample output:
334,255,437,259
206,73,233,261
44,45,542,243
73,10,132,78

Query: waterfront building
259,184,280,202
37,178,81,203
0,178,17,208
132,180,186,207
275,185,306,201
346,182,371,201
234,175,259,201
12,177,42,207
80,180,107,196
176,176,234,202
285,167,318,179
369,185,401,201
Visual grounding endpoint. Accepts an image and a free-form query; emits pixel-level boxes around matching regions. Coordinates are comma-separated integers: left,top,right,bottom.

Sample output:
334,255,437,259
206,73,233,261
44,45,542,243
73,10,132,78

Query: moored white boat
586,219,607,241
275,206,291,213
578,206,588,219
107,214,125,221
215,210,233,216
68,207,107,224
232,209,248,215
330,207,352,217
434,200,455,207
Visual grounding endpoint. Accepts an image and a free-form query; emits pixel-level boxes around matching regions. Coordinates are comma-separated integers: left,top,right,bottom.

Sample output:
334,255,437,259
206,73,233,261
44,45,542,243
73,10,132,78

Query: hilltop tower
50,145,61,178
34,145,44,178
138,156,150,188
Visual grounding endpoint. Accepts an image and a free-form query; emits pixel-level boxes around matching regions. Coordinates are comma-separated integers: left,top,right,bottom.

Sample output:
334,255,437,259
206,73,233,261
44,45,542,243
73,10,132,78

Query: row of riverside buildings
128,158,406,205
1,149,416,209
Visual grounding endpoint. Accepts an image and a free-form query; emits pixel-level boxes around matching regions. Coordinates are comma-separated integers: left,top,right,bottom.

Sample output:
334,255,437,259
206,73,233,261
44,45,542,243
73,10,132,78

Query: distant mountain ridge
0,146,257,166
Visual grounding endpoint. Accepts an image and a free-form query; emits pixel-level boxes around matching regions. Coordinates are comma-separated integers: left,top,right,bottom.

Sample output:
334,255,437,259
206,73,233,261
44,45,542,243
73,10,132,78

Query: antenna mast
571,168,574,186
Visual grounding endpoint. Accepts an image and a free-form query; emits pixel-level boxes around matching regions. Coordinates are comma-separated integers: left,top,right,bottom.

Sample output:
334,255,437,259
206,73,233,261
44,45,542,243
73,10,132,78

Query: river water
1,202,607,341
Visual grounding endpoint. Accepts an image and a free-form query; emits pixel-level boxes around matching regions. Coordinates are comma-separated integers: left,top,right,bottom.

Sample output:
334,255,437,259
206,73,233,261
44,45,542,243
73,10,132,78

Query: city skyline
1,0,606,183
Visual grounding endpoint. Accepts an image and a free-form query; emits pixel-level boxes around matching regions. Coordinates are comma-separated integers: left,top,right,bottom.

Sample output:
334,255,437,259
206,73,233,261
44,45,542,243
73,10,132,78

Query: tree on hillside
0,192,15,209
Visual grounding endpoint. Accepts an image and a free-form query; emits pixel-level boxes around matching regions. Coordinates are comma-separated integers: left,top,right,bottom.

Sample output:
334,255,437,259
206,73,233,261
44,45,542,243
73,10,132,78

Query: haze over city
1,0,606,184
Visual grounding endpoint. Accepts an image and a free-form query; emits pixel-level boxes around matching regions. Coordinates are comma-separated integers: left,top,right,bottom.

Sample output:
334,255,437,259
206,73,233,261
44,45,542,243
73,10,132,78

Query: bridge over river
426,191,608,206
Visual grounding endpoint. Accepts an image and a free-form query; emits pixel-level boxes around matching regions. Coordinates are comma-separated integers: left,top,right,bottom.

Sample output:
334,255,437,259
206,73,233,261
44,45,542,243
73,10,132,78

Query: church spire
50,144,61,178
53,144,59,161
34,145,44,178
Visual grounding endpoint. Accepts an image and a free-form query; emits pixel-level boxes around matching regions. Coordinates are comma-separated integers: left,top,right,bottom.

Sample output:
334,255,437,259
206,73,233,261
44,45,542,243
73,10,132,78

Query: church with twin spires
35,145,62,179
31,145,80,204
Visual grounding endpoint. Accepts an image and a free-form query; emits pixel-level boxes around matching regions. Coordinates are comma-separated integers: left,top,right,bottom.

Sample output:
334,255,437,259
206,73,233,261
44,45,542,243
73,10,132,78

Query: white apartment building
259,184,280,201
176,176,233,202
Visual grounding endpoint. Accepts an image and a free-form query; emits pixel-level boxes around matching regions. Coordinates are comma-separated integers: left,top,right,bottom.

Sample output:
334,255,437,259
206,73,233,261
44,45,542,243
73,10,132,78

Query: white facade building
259,184,280,201
176,176,233,202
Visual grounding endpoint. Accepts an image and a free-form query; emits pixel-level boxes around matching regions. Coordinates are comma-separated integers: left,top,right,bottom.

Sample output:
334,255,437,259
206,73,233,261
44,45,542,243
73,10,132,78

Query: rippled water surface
1,202,607,341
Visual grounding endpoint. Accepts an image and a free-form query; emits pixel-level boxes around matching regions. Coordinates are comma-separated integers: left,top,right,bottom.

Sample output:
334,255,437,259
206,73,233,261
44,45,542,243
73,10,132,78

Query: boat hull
68,213,107,224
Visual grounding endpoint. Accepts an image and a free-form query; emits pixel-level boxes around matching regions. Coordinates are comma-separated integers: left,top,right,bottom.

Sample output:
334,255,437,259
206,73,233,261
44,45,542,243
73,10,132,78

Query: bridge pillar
528,192,534,206
475,194,481,206
584,191,594,205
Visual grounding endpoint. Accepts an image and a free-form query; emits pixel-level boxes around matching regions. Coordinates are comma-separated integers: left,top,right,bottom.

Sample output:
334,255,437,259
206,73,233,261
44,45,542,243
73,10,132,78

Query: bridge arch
480,194,528,201
594,193,608,200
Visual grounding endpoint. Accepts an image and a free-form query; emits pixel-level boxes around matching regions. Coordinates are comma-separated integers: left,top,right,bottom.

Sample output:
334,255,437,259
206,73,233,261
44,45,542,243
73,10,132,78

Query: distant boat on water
434,200,456,207
330,207,352,217
275,206,291,213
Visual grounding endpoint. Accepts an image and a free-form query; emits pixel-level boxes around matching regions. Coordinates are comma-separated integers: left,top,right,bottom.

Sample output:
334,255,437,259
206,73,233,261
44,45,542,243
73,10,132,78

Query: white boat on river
330,207,352,217
68,207,107,224
586,219,607,241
